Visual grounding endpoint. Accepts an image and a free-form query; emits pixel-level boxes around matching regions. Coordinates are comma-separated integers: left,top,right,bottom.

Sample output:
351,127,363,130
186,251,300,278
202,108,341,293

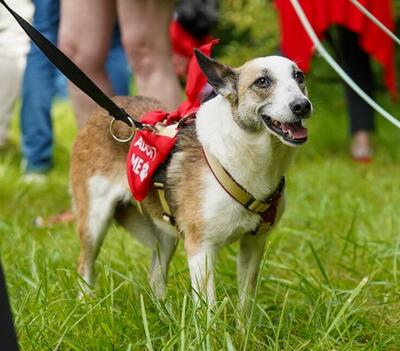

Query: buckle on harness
246,200,269,213
154,181,175,225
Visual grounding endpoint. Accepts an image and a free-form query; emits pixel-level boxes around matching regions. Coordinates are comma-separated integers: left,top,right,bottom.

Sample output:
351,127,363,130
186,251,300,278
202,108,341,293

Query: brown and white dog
70,51,312,310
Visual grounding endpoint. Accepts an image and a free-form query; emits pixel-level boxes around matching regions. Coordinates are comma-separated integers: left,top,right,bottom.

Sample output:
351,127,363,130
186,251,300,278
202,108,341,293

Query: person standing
58,0,182,127
0,0,33,148
20,0,131,181
275,0,396,162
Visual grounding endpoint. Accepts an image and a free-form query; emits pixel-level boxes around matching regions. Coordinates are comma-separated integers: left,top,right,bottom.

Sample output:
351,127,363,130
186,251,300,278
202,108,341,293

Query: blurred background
0,0,400,349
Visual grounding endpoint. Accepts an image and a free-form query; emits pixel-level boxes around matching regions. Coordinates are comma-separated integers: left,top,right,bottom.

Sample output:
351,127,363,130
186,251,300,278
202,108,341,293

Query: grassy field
1,2,400,350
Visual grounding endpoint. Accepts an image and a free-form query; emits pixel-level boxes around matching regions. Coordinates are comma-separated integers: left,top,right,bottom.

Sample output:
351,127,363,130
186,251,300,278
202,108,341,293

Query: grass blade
320,276,368,344
140,294,154,351
308,240,331,288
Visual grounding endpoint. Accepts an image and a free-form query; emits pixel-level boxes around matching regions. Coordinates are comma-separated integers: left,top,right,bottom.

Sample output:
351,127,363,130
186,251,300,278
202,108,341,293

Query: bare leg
58,0,116,127
237,233,267,314
117,0,181,110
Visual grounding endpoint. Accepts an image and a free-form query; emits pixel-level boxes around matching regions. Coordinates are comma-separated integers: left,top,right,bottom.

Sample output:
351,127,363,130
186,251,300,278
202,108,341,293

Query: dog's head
195,50,312,146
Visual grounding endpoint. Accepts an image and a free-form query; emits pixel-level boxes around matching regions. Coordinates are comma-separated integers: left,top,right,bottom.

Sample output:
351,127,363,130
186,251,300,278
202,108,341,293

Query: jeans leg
20,0,60,172
336,26,375,134
106,24,131,96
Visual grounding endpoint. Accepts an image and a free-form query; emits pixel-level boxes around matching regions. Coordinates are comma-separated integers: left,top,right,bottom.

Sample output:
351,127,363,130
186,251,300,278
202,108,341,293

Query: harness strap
146,144,285,229
0,0,141,128
202,147,285,215
154,182,175,225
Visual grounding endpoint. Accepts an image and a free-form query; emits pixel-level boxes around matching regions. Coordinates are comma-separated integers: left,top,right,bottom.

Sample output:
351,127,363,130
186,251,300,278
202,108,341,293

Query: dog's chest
200,173,263,245
198,171,287,246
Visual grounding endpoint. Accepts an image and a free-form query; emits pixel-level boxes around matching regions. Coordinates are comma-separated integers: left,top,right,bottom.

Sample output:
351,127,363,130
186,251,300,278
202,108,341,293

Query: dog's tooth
288,130,293,137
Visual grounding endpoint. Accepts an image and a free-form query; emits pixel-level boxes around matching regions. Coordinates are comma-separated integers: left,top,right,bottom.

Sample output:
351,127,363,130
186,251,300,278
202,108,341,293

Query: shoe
21,159,52,183
351,130,373,163
22,172,48,184
34,210,75,227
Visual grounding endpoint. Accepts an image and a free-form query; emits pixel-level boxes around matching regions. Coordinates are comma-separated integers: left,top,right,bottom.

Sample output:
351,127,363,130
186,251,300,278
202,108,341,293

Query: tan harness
151,140,285,234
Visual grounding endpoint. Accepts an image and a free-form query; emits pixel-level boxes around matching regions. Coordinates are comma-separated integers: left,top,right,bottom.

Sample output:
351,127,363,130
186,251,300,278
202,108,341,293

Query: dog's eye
254,77,270,88
295,71,305,84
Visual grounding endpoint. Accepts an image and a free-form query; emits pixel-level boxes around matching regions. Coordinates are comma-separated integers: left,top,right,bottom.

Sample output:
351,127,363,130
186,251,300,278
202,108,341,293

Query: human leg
58,0,116,127
0,56,25,147
117,0,181,110
106,24,131,96
336,26,374,160
20,0,60,173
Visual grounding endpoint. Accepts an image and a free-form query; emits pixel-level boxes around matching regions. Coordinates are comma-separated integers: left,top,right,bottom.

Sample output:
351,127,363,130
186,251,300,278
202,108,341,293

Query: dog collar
202,147,285,222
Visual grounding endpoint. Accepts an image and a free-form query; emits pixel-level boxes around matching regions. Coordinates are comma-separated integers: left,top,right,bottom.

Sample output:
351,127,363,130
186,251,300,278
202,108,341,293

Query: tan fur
71,96,167,278
236,62,266,96
164,125,207,255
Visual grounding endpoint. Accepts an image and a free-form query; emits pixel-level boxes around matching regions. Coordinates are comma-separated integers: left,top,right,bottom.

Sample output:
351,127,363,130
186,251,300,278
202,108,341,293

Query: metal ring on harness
109,116,135,143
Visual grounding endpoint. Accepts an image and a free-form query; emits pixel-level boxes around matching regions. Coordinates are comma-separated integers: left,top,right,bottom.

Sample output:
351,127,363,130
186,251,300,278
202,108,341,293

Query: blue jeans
21,0,130,173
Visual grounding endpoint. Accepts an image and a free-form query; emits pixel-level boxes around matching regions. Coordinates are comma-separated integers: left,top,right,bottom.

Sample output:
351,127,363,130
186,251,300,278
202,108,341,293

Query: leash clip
177,114,195,129
109,116,136,143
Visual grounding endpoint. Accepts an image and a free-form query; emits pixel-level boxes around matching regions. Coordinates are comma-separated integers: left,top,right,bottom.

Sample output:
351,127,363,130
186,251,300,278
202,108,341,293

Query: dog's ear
194,49,237,99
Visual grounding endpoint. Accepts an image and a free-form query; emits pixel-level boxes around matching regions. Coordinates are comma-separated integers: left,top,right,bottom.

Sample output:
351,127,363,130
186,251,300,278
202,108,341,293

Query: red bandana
126,39,219,201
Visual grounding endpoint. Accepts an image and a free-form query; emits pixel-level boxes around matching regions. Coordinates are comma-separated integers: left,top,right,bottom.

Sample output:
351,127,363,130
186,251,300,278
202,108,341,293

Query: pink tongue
280,122,308,139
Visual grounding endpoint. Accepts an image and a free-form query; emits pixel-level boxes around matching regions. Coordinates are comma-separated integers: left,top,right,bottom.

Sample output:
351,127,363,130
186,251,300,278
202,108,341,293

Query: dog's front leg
186,242,216,305
237,232,267,315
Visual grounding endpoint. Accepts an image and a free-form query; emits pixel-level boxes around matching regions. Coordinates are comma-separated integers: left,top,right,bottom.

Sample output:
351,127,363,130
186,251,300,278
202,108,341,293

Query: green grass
1,77,400,351
1,2,400,349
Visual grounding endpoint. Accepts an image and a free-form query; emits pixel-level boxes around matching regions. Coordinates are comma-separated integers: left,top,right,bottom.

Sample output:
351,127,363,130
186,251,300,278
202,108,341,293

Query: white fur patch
187,245,216,303
201,172,260,246
88,174,130,242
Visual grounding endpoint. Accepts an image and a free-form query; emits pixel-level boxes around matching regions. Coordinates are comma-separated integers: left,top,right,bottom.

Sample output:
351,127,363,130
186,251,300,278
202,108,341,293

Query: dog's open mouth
262,116,308,145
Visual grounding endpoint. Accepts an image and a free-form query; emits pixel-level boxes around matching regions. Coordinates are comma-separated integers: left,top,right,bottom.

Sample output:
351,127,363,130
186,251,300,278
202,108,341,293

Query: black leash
0,0,143,129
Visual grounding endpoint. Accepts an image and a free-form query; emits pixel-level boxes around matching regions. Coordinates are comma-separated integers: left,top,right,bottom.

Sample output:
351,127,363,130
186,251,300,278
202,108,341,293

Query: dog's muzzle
260,113,308,146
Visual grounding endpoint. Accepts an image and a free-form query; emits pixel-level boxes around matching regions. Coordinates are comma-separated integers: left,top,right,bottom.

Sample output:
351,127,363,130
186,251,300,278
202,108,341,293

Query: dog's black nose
289,98,311,118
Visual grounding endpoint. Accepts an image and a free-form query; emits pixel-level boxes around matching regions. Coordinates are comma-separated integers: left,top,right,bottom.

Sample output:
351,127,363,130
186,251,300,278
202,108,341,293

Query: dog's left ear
194,49,237,99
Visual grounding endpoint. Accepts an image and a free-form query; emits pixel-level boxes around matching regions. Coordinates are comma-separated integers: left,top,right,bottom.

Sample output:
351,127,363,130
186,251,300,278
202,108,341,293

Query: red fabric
274,0,397,96
126,131,177,201
126,39,219,201
170,20,214,59
261,196,280,225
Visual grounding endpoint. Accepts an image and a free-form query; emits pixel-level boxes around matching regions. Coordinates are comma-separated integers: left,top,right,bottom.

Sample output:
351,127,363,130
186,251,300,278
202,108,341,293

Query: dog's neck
196,95,296,200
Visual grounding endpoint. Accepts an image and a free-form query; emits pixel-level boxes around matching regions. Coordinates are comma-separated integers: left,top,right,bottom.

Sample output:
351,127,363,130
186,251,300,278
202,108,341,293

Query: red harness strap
259,177,285,225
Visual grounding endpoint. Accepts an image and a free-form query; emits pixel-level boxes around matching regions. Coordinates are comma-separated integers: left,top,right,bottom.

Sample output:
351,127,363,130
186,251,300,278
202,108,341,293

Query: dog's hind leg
237,232,267,314
115,211,178,299
76,175,129,291
149,220,177,299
